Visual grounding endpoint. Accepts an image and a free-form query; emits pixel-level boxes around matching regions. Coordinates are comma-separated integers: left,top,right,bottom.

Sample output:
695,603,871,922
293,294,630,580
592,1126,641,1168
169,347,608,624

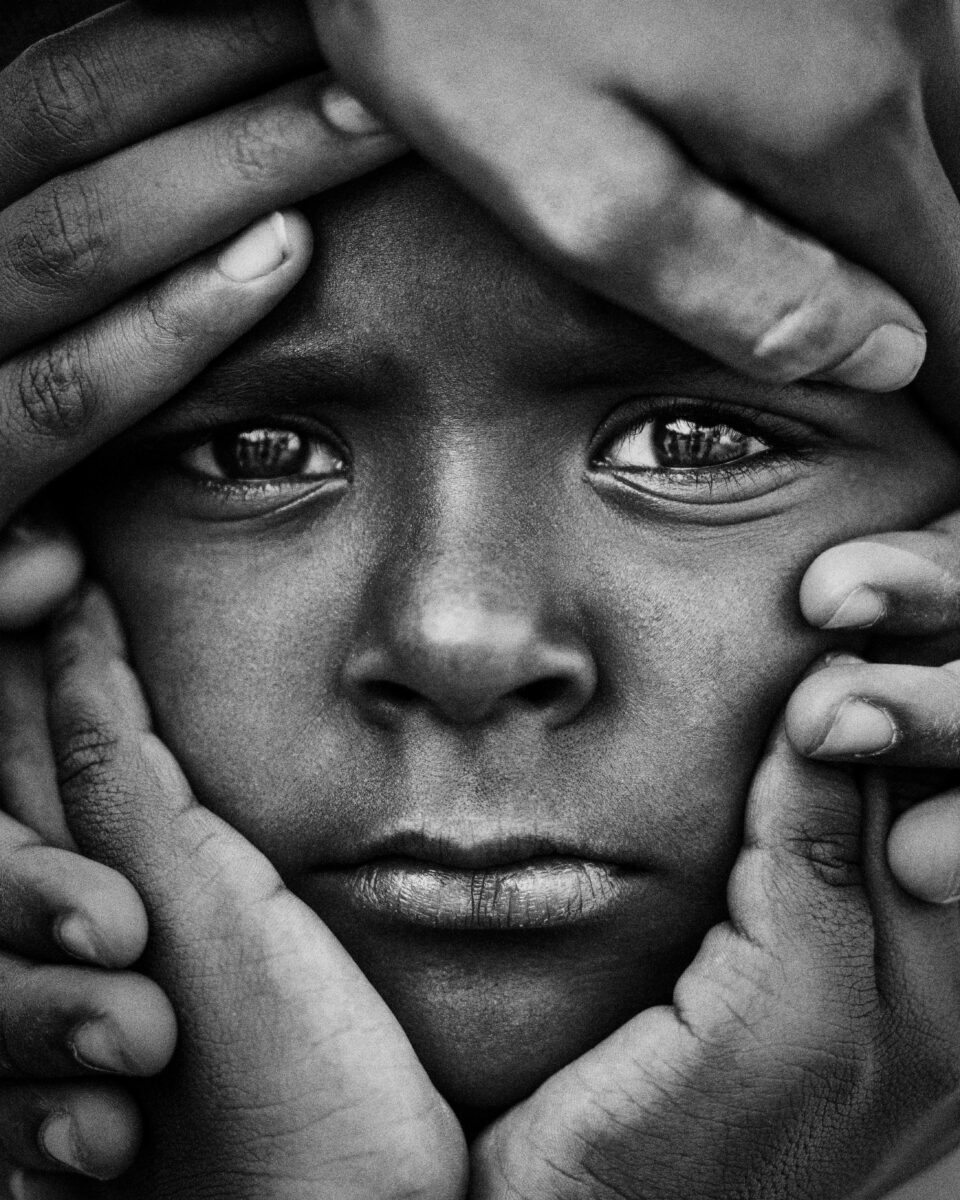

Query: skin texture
63,160,960,1115
4,2,960,1192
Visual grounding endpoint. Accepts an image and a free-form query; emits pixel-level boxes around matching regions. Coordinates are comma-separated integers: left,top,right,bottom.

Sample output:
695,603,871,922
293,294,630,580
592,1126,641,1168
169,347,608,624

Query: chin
329,922,703,1113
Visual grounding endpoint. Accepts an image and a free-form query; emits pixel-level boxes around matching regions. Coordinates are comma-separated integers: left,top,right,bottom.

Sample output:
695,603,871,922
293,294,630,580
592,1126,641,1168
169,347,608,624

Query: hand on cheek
43,586,467,1200
472,727,960,1200
795,522,960,903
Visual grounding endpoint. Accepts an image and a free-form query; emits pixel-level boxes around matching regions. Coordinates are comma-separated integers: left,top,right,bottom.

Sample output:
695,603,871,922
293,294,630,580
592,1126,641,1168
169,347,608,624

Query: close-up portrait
3,1,960,1197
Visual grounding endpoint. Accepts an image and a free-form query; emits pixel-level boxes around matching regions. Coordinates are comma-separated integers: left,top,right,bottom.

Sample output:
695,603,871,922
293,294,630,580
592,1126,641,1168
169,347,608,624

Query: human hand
38,584,466,1200
305,0,960,400
0,0,404,630
471,723,960,1199
0,631,179,1197
790,519,960,906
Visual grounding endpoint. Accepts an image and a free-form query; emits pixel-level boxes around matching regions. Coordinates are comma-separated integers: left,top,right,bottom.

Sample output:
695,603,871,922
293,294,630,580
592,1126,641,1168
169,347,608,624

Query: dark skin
7,4,960,1195
65,162,960,1119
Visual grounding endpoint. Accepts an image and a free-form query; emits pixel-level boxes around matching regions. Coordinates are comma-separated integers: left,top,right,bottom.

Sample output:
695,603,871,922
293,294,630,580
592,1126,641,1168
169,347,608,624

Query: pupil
215,429,307,478
655,418,749,468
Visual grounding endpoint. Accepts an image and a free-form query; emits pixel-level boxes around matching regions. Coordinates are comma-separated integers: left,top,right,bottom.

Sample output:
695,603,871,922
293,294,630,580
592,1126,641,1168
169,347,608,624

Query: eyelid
588,394,815,467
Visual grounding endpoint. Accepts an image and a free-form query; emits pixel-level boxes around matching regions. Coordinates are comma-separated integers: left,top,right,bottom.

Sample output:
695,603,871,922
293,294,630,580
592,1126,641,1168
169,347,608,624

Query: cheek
587,529,834,893
83,532,355,870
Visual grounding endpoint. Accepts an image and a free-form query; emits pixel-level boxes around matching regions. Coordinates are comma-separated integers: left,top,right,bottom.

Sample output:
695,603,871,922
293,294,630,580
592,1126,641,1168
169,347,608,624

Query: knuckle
221,103,299,185
15,176,108,292
137,287,196,353
55,711,119,795
17,36,112,159
13,340,99,439
521,149,687,286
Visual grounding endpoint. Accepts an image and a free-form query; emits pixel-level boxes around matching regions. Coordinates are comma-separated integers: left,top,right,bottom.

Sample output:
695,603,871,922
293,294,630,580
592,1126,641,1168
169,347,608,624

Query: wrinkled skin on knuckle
16,34,112,159
14,174,109,294
12,339,99,440
137,287,200,355
222,103,304,186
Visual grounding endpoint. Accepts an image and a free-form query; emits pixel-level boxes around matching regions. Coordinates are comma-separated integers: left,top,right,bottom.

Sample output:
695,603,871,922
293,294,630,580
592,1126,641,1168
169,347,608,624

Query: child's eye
591,400,816,510
179,427,346,483
600,416,769,471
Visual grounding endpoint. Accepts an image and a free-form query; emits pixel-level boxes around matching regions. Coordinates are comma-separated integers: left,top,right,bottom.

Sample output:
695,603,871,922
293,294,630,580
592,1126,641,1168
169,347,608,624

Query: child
5,2,960,1200
9,155,960,1198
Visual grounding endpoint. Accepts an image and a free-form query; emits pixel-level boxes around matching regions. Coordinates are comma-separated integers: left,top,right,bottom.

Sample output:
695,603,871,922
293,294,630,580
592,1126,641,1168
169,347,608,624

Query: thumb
728,718,873,960
44,585,462,1200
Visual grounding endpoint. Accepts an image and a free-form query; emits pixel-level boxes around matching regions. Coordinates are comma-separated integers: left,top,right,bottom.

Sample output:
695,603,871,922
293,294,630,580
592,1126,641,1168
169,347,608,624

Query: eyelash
590,397,815,497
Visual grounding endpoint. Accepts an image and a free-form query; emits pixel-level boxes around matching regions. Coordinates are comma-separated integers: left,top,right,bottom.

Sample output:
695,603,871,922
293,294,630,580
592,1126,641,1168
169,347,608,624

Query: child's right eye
178,427,347,483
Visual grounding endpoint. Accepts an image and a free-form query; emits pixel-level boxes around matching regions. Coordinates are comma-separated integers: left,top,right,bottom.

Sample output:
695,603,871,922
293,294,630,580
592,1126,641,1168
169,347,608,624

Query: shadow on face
65,159,960,1113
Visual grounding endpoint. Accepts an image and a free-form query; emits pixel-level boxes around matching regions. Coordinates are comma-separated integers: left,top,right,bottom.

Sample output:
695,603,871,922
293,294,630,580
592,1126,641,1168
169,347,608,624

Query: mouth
313,831,638,931
341,856,629,930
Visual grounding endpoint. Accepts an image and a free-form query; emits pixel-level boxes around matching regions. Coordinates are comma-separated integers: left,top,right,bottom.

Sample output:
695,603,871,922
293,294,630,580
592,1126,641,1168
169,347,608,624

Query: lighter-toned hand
40,585,467,1200
472,724,960,1199
307,0,960,400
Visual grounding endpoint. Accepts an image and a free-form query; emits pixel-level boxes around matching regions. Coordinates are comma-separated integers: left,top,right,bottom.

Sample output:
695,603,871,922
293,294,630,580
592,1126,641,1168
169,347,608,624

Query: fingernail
814,699,898,758
218,212,290,283
39,1114,84,1173
318,82,388,136
822,324,926,392
71,1020,128,1075
55,914,104,965
822,585,887,629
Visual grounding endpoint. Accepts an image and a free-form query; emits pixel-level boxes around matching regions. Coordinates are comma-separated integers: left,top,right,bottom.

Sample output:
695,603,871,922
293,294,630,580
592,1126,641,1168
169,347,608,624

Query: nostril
365,680,421,708
515,677,569,709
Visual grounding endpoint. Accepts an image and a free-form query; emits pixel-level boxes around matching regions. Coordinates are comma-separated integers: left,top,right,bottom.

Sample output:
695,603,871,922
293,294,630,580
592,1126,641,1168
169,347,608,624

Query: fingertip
58,865,149,969
42,1088,142,1181
887,794,960,904
800,543,889,629
0,535,84,632
816,322,926,392
216,209,313,288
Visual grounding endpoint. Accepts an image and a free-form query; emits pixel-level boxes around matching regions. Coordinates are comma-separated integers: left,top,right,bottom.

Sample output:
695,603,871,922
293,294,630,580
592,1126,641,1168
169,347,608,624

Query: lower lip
337,858,629,930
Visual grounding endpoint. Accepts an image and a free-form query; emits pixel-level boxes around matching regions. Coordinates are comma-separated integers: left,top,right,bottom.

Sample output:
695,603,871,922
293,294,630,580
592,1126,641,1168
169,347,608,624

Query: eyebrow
129,340,406,437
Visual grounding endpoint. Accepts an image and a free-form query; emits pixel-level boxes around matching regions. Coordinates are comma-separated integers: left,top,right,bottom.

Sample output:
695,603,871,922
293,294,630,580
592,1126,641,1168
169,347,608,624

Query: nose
342,590,597,729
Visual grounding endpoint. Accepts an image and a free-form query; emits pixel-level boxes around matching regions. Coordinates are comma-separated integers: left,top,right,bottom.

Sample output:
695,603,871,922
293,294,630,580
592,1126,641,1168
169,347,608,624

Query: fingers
786,656,960,769
0,952,175,1080
0,635,71,848
887,792,960,904
317,66,925,389
0,523,82,633
727,718,871,953
44,583,290,929
0,208,312,520
800,523,960,637
0,0,316,205
0,1083,141,1183
0,811,148,968
0,73,399,362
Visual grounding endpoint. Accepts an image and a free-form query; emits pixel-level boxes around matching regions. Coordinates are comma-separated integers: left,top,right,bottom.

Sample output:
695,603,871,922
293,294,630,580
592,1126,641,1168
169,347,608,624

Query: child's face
69,161,960,1114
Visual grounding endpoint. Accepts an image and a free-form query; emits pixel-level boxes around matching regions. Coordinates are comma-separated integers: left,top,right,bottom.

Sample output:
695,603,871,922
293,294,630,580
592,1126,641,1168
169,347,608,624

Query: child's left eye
179,427,346,483
599,415,769,472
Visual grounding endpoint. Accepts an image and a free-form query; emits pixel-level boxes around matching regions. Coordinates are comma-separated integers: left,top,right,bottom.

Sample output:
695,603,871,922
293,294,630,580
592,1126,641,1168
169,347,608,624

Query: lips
311,829,638,931
341,856,629,930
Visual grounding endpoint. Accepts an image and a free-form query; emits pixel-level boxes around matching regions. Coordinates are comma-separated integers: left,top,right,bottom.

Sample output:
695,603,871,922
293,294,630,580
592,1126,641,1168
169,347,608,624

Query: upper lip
329,828,634,870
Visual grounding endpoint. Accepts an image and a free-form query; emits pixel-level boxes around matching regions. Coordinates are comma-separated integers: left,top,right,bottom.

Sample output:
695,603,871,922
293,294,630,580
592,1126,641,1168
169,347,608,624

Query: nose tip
343,603,597,728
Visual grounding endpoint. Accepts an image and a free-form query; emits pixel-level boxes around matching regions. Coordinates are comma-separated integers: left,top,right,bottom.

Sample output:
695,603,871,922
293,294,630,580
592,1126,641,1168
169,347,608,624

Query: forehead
262,158,706,384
